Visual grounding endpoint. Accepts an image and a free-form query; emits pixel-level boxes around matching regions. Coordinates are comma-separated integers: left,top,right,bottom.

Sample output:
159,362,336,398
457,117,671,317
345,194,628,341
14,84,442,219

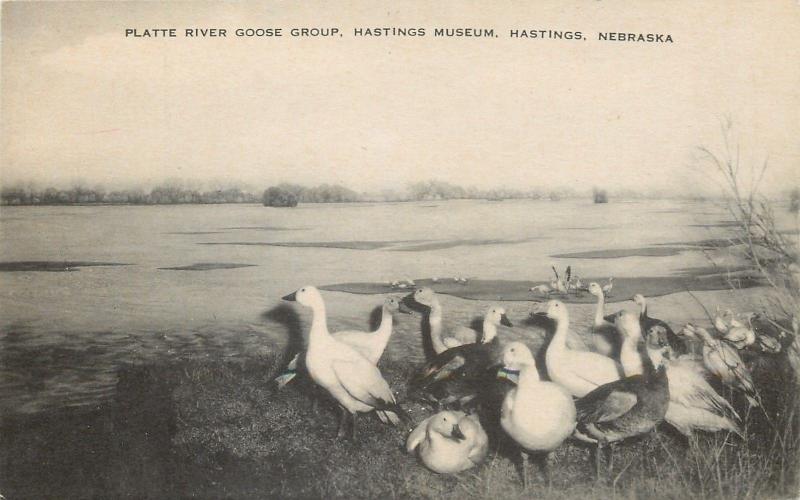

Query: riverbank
1,287,797,499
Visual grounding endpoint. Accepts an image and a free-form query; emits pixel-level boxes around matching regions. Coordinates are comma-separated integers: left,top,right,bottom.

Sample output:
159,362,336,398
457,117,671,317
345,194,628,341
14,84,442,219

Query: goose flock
276,277,784,487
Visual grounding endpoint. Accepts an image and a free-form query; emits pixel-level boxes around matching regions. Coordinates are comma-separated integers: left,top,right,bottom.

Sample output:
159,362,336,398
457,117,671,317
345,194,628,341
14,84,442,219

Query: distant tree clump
262,186,299,207
789,188,800,213
593,188,609,203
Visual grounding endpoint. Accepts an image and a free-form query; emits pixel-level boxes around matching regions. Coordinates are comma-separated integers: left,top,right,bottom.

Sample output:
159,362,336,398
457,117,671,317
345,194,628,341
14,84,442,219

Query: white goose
412,287,482,353
587,282,619,357
644,327,742,438
500,341,576,487
535,300,621,397
274,296,406,388
282,286,403,437
680,323,759,407
406,411,488,474
617,314,743,438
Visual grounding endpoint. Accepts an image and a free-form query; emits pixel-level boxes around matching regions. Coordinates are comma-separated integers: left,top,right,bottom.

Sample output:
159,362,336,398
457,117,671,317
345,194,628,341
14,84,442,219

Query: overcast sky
2,1,798,195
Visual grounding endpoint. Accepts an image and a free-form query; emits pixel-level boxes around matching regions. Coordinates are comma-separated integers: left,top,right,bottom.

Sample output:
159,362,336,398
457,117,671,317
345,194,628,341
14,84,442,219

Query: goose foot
521,450,530,490
336,406,348,440
539,452,552,489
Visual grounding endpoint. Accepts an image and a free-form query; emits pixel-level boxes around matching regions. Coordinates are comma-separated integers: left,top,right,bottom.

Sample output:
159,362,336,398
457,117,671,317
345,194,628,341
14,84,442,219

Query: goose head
632,294,646,307
615,310,643,341
678,323,697,339
428,411,466,441
587,282,604,297
384,296,410,314
533,299,569,323
282,285,323,308
679,323,713,344
485,306,513,327
645,324,670,349
501,341,535,370
412,287,437,307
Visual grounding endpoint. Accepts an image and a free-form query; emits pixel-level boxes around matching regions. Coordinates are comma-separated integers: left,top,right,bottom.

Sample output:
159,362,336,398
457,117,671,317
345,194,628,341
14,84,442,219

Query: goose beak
397,301,414,314
451,424,466,441
282,292,297,302
500,314,513,327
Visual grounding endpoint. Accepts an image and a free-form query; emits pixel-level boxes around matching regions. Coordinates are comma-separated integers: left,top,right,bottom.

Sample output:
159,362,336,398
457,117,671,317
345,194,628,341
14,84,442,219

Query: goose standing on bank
282,286,404,437
633,293,686,355
534,300,621,397
588,282,619,357
409,306,513,408
412,287,479,353
274,296,407,388
406,411,489,474
680,323,759,407
500,342,576,488
574,316,670,479
644,326,742,438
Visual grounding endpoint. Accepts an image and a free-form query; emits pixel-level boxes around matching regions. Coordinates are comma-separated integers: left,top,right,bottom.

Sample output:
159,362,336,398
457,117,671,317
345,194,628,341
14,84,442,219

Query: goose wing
411,342,491,389
410,351,467,389
331,356,397,408
668,364,740,422
406,415,434,453
450,326,480,345
333,330,378,362
576,378,640,424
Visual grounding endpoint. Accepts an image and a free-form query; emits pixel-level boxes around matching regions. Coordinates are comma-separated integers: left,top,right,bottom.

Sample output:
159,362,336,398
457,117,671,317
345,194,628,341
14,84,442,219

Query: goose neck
593,294,606,324
482,318,498,343
308,301,330,344
517,363,541,386
551,314,570,347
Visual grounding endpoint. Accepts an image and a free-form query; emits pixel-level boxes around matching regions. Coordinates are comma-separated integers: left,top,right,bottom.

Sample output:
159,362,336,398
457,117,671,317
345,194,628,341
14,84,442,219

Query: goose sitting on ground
533,300,621,397
633,293,686,355
412,287,482,353
500,342,576,488
406,411,488,474
587,282,620,358
282,286,405,438
408,306,512,408
680,323,759,407
644,326,742,438
574,319,670,479
273,296,408,388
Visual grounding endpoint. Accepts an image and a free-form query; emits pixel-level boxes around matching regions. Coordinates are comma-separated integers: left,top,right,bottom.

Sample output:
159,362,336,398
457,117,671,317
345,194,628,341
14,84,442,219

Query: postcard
1,1,798,498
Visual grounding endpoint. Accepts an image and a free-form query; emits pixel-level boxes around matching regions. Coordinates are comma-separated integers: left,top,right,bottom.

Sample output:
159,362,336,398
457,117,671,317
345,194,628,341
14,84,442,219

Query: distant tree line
5,180,795,206
0,185,259,205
